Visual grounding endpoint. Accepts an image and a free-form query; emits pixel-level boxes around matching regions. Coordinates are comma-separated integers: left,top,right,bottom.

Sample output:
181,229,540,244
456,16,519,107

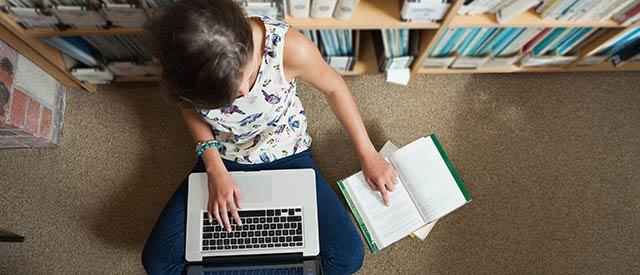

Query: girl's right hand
207,169,243,232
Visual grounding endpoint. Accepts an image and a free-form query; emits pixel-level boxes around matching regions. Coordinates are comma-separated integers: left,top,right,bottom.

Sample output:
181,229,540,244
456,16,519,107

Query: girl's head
149,0,255,109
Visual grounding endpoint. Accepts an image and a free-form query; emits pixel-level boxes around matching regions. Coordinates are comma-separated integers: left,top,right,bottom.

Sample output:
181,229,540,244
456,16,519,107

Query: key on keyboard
201,208,304,252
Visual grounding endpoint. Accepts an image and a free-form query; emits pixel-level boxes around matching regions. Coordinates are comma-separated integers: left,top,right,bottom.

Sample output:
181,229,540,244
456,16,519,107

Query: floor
1,72,639,274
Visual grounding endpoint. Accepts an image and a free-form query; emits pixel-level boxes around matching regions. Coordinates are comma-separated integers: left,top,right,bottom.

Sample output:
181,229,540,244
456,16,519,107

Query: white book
497,0,542,24
543,0,575,19
451,28,471,55
333,0,358,20
337,134,471,253
381,29,391,58
489,0,518,14
288,0,310,18
583,0,615,20
310,0,337,18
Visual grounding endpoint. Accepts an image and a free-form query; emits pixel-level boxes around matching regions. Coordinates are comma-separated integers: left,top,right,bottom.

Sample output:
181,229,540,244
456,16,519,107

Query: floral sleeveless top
197,16,311,164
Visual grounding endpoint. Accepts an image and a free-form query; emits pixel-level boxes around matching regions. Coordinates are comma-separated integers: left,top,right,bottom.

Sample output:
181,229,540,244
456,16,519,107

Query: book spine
337,180,380,253
429,134,472,202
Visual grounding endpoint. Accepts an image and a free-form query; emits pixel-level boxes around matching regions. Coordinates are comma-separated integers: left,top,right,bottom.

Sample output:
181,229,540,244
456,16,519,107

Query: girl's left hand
360,151,399,206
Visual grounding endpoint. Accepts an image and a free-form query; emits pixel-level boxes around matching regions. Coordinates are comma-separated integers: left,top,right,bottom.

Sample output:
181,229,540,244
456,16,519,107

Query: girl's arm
283,30,398,206
180,108,243,231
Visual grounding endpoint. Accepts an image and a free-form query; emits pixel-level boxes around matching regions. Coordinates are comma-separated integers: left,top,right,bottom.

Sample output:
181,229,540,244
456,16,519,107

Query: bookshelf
0,0,637,91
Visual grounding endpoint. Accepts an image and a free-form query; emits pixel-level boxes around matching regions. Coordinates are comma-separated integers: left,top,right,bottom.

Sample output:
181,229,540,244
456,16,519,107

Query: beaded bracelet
195,139,222,157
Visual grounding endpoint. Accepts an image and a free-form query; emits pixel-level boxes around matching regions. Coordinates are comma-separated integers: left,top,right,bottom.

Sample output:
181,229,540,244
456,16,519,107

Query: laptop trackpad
236,176,272,203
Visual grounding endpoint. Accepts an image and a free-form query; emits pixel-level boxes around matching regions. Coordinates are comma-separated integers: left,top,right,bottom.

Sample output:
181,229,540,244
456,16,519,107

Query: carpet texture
1,72,639,274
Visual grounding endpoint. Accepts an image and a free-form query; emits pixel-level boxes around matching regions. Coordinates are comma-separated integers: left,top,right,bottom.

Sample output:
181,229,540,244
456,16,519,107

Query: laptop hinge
202,252,304,264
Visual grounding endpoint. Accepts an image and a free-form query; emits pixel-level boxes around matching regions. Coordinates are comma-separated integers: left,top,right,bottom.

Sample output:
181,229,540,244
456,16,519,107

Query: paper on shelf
386,68,410,86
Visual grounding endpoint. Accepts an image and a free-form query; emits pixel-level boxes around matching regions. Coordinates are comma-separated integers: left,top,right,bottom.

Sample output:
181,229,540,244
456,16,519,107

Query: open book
337,133,472,253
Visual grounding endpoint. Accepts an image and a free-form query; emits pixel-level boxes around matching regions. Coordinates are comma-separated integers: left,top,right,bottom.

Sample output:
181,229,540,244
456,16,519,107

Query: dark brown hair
148,0,253,109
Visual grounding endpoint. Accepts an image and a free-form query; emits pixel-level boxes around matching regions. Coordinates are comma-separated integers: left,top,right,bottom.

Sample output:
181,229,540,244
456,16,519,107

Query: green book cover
337,179,380,253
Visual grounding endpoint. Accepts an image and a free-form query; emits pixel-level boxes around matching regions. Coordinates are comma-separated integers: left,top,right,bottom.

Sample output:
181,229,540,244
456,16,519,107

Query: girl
141,0,397,273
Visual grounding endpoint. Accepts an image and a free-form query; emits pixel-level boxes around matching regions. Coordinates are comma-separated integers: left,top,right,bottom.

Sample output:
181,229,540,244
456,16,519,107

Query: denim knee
325,239,364,274
344,241,365,274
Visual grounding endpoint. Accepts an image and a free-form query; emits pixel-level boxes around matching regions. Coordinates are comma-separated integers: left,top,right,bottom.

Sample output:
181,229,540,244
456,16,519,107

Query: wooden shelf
285,0,439,30
25,27,147,38
450,9,622,28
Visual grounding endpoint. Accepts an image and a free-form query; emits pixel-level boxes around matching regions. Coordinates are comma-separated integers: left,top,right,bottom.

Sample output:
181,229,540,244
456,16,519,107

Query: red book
616,3,640,24
523,28,551,53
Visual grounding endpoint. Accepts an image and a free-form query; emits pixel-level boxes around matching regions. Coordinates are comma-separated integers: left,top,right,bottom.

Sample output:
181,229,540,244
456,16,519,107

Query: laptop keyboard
202,207,304,251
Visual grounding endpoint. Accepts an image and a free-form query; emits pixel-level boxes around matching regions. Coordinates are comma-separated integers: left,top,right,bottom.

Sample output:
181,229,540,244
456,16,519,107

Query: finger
212,203,222,227
365,177,378,191
207,202,214,224
378,183,390,206
383,173,396,192
219,204,231,232
228,202,242,226
234,188,243,209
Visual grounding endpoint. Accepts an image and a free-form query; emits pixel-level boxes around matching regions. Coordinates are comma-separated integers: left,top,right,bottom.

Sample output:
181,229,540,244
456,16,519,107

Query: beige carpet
1,72,639,274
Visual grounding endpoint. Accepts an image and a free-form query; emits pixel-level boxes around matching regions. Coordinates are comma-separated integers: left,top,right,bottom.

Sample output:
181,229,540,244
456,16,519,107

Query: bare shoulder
282,28,324,80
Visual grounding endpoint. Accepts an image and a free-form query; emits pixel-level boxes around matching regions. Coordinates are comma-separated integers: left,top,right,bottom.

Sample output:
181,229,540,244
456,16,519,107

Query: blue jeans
141,150,364,274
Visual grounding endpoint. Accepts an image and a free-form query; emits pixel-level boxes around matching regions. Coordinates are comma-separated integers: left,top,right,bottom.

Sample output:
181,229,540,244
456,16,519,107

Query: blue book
469,28,497,56
599,28,640,56
557,28,591,55
476,28,510,56
42,36,98,66
457,28,481,57
532,28,566,56
439,28,467,57
546,28,580,54
493,28,525,56
429,28,451,57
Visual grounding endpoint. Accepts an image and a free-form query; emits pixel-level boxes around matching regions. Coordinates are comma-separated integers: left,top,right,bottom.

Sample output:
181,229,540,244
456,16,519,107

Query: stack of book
581,27,640,67
537,0,640,23
373,29,420,71
288,0,359,20
423,26,602,68
301,29,359,71
400,0,451,22
459,0,640,24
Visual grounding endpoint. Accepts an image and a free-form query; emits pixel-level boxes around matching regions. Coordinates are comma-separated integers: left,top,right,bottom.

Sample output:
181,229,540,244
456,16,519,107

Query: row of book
425,25,640,69
459,0,640,25
429,26,598,58
40,34,157,82
301,29,358,71
41,34,153,63
537,0,640,24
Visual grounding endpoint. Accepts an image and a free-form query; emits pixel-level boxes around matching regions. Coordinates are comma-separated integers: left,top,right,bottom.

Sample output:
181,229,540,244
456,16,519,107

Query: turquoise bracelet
195,140,222,157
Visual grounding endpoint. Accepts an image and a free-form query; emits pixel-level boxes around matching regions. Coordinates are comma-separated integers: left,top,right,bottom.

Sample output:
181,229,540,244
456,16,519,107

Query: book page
391,136,468,223
344,172,425,248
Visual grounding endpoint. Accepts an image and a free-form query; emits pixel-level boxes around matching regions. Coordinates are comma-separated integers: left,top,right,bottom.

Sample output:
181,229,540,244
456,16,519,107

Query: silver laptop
185,169,320,266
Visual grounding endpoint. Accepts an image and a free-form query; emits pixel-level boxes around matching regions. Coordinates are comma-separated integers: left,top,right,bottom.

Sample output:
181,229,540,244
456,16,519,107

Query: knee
141,245,155,273
325,238,365,274
141,243,166,274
